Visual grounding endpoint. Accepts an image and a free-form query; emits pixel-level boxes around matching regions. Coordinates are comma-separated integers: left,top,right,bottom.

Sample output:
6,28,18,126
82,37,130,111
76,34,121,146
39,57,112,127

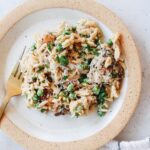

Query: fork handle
0,94,11,120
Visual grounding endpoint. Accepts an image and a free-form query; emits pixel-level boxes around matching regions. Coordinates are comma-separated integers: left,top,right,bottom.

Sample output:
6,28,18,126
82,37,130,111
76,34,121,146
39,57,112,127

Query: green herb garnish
62,91,68,97
41,109,46,113
87,59,92,65
63,30,71,35
83,78,88,83
78,74,87,83
97,104,106,117
58,91,68,97
56,55,60,62
37,89,44,97
33,94,39,101
63,75,68,80
45,64,49,68
74,104,84,117
78,61,89,70
32,77,37,82
97,110,105,117
97,86,107,104
83,44,91,51
56,43,63,52
58,55,69,66
79,52,86,59
34,103,39,108
69,92,76,99
54,94,59,99
111,71,118,78
63,97,69,102
37,66,44,73
92,85,100,95
107,39,113,46
75,105,83,112
59,91,64,97
31,43,36,51
75,112,80,117
92,48,99,56
47,43,52,51
67,83,74,92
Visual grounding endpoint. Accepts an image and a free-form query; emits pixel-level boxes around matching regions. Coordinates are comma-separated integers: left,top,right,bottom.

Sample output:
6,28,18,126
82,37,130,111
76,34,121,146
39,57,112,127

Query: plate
0,0,141,149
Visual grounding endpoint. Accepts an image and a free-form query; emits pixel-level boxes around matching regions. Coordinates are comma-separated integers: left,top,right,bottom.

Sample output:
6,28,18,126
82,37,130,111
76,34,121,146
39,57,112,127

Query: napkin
100,138,150,150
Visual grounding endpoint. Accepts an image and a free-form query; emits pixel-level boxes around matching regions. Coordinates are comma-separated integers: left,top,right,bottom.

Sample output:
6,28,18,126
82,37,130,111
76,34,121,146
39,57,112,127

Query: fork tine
14,63,20,77
11,62,20,77
18,72,22,80
19,46,26,60
11,46,26,77
12,46,26,77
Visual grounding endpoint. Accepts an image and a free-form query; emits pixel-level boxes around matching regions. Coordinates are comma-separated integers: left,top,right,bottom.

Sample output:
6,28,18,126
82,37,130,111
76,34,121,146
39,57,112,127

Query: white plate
0,8,128,142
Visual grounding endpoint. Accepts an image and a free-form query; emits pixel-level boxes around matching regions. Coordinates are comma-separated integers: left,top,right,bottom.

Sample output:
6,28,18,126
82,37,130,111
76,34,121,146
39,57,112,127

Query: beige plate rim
0,0,141,149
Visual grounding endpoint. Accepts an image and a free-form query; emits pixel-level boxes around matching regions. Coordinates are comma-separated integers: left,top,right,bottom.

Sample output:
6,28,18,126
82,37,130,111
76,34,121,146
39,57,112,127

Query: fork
0,47,26,120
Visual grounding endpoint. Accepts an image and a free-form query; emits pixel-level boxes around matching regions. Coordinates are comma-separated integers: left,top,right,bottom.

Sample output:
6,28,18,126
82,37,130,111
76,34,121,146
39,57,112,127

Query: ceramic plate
0,0,141,150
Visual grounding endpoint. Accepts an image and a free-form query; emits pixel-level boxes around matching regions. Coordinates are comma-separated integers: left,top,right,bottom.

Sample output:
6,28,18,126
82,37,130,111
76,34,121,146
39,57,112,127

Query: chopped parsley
111,71,118,78
92,85,100,95
37,66,44,73
54,94,59,99
32,77,37,82
31,43,36,51
37,89,44,97
92,48,99,56
69,92,76,99
56,55,69,66
98,111,105,117
45,64,49,68
83,78,88,84
63,75,68,80
63,30,71,35
41,109,46,113
67,83,74,92
97,86,107,104
34,103,39,108
47,43,52,51
83,44,91,51
56,43,63,52
107,39,113,46
97,105,106,117
33,94,40,101
78,74,87,83
78,60,89,70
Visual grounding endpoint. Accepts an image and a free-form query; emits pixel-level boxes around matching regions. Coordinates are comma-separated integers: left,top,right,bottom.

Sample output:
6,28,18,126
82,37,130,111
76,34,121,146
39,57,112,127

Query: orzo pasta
21,19,125,117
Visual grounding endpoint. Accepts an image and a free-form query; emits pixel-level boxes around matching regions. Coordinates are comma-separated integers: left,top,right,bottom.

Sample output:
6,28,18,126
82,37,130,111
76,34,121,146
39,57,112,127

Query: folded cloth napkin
101,138,150,150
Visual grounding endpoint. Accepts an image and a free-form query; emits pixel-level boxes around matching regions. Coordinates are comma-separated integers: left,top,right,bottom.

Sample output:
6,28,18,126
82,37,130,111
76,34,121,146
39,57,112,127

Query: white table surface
0,0,150,149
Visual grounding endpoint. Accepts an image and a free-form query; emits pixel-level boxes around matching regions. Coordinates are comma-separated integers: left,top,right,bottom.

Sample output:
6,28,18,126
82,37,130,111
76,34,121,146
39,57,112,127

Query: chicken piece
110,84,119,99
75,88,92,96
112,33,121,61
104,57,112,68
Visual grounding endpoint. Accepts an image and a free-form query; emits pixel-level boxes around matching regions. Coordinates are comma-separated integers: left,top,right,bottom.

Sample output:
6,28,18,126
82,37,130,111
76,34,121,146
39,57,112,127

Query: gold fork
0,47,26,120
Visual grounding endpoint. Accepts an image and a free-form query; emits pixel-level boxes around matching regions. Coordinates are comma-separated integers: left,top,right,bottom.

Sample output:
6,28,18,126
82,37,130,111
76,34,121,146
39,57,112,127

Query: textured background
0,0,150,149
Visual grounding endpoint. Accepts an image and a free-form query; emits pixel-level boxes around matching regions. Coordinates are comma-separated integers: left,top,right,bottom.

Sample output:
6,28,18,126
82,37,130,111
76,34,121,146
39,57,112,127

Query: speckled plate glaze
0,0,141,150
